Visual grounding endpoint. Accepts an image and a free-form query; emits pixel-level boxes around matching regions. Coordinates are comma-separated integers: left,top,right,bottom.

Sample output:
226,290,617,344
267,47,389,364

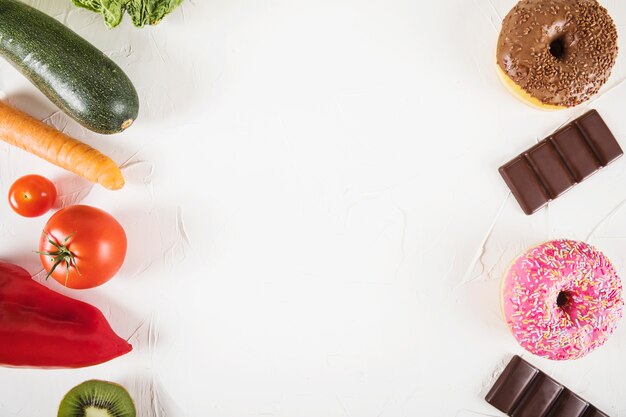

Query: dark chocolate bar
499,110,622,215
485,356,610,417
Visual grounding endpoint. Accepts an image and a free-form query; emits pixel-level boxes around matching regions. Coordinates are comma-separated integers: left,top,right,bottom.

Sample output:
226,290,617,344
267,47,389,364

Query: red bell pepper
0,262,132,368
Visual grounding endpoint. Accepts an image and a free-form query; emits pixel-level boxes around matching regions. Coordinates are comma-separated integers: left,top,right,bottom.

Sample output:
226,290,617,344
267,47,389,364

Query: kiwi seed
57,380,136,417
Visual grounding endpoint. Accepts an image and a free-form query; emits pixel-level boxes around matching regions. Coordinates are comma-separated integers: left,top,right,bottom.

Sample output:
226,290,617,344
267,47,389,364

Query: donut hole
549,37,566,60
556,291,569,308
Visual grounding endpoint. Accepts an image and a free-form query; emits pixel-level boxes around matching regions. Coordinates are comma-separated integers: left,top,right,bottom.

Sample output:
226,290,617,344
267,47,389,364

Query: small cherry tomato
8,175,57,217
39,205,127,289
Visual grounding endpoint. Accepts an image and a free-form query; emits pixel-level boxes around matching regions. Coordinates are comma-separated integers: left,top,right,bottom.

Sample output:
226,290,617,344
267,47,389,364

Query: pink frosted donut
502,239,623,360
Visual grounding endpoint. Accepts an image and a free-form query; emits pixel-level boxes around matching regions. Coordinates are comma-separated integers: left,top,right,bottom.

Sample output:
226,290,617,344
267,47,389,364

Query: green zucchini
0,0,139,134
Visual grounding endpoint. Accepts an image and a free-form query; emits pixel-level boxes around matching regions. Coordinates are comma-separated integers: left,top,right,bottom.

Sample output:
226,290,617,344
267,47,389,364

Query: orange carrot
0,101,124,190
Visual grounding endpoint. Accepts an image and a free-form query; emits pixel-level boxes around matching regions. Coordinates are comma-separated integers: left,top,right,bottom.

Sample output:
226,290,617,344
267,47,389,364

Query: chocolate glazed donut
497,0,618,109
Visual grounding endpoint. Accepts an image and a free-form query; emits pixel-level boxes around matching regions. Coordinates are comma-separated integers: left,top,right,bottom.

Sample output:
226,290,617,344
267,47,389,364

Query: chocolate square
499,110,622,215
486,356,610,417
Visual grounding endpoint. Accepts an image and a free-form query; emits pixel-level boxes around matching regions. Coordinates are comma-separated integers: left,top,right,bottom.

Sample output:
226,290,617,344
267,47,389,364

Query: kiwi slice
58,380,136,417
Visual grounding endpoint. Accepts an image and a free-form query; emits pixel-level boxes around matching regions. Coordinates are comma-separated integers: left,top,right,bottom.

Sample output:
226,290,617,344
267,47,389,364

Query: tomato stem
36,232,81,282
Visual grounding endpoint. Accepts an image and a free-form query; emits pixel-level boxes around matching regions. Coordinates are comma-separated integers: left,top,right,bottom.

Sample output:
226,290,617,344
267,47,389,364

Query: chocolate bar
485,356,609,417
499,110,623,215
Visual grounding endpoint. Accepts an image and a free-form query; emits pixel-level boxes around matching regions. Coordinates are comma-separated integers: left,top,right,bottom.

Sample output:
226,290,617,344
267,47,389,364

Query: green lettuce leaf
71,0,183,28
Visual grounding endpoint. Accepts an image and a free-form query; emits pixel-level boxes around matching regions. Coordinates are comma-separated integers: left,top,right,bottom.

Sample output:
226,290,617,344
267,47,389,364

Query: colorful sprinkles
502,239,623,360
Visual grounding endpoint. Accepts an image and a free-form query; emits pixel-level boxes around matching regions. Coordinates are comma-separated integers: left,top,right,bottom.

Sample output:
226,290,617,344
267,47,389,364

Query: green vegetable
72,0,183,28
0,0,139,134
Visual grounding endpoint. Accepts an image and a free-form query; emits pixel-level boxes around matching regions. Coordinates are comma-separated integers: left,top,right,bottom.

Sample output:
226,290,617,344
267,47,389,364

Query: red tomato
39,205,127,289
8,175,57,217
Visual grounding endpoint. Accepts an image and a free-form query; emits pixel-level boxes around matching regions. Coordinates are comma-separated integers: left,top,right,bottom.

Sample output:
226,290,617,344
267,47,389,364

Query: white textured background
2,0,626,416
